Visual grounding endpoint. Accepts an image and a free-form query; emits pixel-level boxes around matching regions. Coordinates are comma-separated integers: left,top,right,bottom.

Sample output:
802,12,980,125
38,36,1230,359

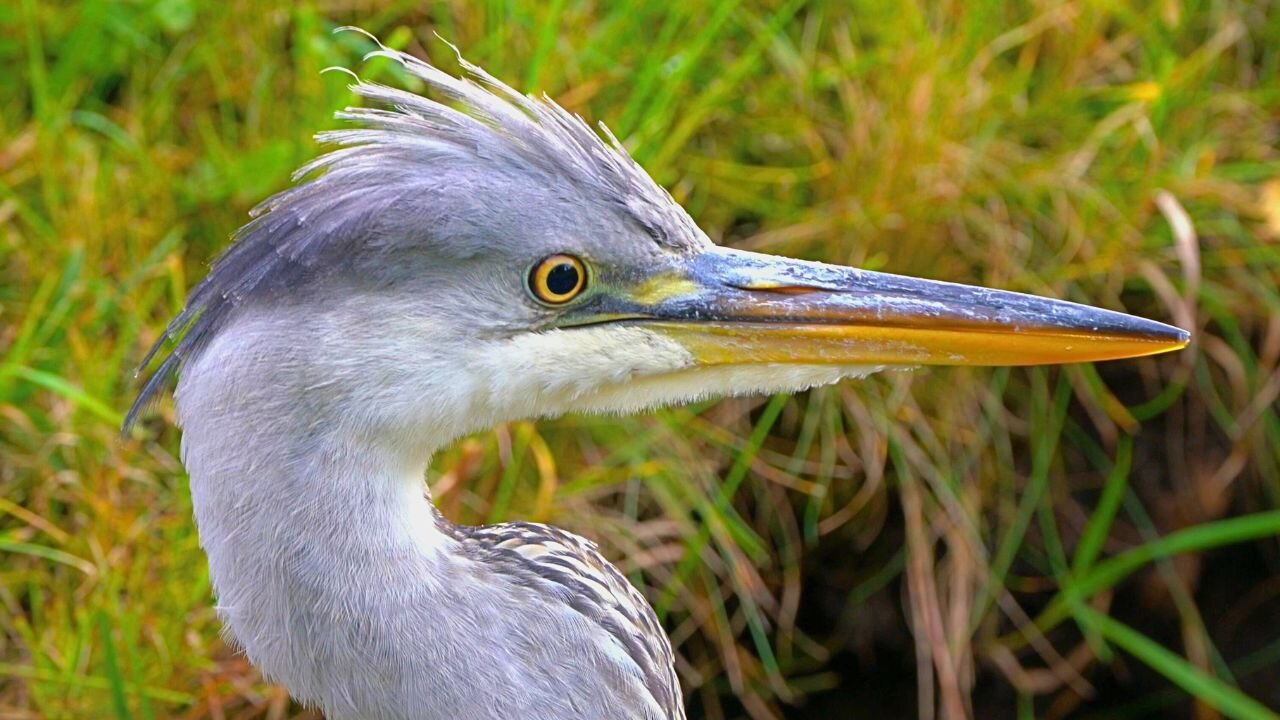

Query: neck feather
172,316,461,690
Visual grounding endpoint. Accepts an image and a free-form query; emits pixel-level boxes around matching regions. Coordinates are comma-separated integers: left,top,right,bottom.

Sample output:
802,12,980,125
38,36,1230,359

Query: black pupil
545,262,580,296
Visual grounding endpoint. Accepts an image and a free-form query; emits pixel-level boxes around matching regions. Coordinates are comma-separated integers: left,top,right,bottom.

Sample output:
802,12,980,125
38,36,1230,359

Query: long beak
615,247,1189,366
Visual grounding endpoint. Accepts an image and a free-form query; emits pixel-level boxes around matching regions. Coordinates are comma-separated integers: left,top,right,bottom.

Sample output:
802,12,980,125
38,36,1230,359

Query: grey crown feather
125,33,700,431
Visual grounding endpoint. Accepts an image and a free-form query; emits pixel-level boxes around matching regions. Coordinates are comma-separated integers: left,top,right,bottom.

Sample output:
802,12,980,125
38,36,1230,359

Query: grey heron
126,38,1189,720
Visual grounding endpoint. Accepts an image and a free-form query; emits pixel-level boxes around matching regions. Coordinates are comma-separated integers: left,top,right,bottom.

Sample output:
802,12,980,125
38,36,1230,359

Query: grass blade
1077,606,1278,720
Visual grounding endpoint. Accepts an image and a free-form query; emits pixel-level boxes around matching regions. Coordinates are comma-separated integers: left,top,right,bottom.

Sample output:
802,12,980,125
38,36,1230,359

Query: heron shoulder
442,518,685,720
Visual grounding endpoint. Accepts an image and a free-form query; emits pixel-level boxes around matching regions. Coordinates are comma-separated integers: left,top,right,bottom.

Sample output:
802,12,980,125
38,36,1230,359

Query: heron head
130,42,1188,451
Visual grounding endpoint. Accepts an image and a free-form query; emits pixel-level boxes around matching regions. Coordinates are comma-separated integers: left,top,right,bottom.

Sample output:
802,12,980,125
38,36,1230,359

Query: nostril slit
730,282,824,295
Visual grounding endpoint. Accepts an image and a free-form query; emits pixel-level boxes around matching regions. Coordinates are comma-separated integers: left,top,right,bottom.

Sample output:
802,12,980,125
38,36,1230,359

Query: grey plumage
135,35,702,720
444,516,681,717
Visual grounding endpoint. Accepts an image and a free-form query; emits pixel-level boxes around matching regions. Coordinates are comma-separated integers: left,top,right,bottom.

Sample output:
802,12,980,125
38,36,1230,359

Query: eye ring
528,254,588,305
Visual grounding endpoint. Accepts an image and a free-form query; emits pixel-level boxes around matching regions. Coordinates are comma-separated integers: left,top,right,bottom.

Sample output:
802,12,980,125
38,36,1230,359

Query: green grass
3,0,1279,718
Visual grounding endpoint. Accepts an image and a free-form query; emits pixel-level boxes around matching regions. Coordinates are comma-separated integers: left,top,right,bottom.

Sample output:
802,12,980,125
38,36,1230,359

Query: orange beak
605,247,1189,367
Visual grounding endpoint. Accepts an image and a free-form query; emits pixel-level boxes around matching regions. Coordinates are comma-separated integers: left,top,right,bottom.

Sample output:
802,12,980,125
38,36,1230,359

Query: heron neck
184,403,453,582
173,336,460,673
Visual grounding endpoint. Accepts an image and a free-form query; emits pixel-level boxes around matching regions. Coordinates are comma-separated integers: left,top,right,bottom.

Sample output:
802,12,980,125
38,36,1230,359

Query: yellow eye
528,254,587,305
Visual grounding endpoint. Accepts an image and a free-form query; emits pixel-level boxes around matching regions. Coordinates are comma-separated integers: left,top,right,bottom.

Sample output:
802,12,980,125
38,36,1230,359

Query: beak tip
1132,320,1190,356
1153,321,1191,349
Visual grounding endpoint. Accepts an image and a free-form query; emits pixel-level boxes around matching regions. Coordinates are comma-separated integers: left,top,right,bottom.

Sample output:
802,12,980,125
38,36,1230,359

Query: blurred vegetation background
2,0,1279,718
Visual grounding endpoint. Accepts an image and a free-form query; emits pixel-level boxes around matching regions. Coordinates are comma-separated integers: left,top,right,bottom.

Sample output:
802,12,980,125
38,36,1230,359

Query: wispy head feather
125,32,703,431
